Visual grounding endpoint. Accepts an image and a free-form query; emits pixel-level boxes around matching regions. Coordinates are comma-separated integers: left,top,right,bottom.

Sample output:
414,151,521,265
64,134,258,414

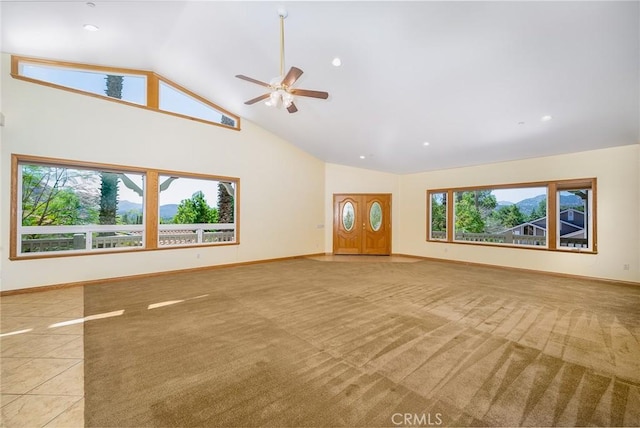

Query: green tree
528,199,547,221
120,210,143,225
105,75,123,99
494,204,525,228
473,190,497,215
220,115,235,127
21,165,85,226
431,195,446,232
98,75,124,229
217,183,234,223
455,192,485,233
98,172,119,226
173,191,218,224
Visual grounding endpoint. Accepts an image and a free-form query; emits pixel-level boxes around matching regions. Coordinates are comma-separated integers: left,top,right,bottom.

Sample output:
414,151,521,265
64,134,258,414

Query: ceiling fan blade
236,75,271,88
244,93,270,105
290,88,329,99
287,102,298,114
282,67,303,88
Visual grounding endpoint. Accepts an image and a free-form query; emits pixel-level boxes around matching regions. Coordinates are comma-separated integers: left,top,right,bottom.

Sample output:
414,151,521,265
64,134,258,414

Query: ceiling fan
236,9,329,114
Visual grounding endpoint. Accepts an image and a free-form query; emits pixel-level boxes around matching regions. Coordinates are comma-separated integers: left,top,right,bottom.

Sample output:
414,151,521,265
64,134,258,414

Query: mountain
515,195,546,215
559,193,584,207
514,193,583,215
159,204,178,220
117,201,178,220
117,200,142,214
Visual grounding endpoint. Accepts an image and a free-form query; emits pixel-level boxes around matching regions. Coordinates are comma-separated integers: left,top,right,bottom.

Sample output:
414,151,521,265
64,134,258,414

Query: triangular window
12,55,240,130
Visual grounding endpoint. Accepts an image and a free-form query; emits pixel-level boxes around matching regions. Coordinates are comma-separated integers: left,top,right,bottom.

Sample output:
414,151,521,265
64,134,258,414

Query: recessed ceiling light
423,142,430,146
541,115,553,122
83,24,99,31
359,155,365,159
86,2,95,7
332,57,342,67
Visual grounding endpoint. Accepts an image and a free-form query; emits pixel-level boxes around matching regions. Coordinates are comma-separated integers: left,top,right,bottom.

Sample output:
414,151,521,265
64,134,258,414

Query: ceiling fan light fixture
268,90,280,107
282,91,294,108
236,9,329,113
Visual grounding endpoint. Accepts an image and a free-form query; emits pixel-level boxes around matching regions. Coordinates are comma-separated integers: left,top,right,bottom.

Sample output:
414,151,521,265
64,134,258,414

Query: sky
118,174,224,206
492,187,546,204
21,61,231,126
157,176,222,206
431,187,546,205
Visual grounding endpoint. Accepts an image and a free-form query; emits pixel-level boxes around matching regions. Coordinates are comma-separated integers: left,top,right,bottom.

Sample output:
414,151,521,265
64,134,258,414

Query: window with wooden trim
157,174,236,247
10,154,239,259
11,55,240,130
426,178,596,252
554,180,595,251
428,191,447,241
158,80,236,127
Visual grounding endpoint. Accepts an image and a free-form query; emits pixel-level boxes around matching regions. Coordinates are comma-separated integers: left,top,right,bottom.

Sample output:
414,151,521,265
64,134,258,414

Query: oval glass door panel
370,201,383,231
342,202,355,231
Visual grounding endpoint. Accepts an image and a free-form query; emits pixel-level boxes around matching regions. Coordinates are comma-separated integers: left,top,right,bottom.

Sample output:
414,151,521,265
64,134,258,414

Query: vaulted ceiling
2,1,638,174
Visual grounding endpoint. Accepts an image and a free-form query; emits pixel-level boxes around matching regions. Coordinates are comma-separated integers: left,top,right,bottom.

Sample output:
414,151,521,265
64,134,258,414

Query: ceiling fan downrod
278,9,287,80
235,7,329,114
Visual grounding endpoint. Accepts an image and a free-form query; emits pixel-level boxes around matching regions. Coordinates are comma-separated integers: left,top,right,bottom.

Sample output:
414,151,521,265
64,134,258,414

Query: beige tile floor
0,255,417,427
0,286,84,428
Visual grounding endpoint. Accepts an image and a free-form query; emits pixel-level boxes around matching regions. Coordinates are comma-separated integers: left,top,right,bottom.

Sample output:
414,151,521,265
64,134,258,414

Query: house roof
504,221,546,233
503,208,585,236
2,1,638,174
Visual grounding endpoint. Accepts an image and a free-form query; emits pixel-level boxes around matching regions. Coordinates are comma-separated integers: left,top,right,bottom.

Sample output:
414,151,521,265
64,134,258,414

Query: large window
11,55,240,130
157,175,236,247
427,179,596,252
429,192,447,241
158,81,236,127
556,183,593,250
11,155,239,259
18,61,147,105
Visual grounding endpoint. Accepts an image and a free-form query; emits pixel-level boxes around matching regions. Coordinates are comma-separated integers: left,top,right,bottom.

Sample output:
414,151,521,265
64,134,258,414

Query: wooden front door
333,194,391,255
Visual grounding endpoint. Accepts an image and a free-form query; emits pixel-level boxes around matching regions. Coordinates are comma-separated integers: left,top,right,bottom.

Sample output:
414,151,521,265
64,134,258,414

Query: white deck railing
19,223,235,254
430,230,587,248
430,230,546,245
455,231,547,246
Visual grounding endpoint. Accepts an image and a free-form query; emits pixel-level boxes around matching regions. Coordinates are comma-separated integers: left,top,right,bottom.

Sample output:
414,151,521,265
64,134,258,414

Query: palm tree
98,75,124,230
217,182,234,223
220,115,235,127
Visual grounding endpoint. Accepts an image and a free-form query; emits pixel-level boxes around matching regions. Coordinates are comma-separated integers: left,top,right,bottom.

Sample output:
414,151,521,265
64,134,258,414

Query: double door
333,194,391,255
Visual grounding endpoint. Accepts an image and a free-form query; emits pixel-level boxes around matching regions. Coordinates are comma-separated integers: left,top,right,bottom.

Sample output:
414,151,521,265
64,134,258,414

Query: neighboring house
504,208,585,238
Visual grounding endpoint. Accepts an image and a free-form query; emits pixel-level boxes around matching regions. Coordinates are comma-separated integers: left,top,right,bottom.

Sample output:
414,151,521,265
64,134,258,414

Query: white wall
0,58,4,290
324,163,400,253
397,145,640,283
0,54,325,291
2,50,638,290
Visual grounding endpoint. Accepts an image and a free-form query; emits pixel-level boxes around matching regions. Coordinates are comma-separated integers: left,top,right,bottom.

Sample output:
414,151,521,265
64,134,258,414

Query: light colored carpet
84,259,640,427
